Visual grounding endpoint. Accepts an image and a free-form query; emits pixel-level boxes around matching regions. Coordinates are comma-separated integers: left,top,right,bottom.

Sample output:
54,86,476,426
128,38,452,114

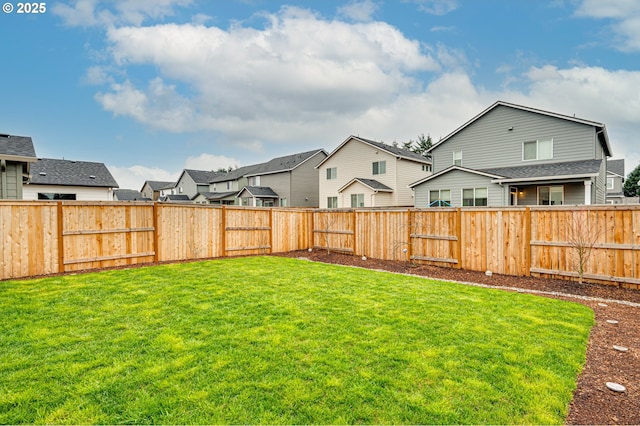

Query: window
462,188,488,206
38,193,76,200
372,160,386,175
226,181,232,190
179,186,183,193
248,176,260,186
523,139,553,161
428,189,451,207
327,196,338,208
280,198,288,207
538,186,563,205
453,151,462,166
351,193,364,208
326,167,337,180
422,164,432,172
607,177,614,190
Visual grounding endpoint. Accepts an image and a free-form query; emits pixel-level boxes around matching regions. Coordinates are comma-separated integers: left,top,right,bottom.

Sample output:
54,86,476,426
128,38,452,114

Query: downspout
0,159,7,199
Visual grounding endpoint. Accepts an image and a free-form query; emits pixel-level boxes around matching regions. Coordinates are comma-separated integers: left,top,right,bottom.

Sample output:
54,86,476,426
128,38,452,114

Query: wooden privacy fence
1,201,639,289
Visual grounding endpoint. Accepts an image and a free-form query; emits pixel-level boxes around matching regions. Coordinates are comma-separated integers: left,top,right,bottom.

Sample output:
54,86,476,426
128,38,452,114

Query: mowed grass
0,256,593,424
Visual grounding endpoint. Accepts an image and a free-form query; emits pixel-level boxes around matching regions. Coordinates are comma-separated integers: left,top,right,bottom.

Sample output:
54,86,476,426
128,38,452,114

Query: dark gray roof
245,149,326,176
113,189,150,201
195,191,237,200
607,159,625,177
238,186,279,198
341,178,393,192
355,136,431,163
143,180,175,191
0,134,37,159
210,164,261,183
29,158,119,188
480,159,602,180
160,194,191,202
184,169,227,184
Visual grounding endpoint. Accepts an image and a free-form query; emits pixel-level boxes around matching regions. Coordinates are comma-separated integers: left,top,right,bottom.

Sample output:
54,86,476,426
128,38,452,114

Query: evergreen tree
402,140,415,151
623,163,640,197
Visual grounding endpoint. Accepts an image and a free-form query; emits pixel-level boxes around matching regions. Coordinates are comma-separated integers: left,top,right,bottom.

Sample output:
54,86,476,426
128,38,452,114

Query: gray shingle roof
210,164,261,183
160,194,191,202
184,169,227,184
144,180,175,191
113,189,150,201
607,159,625,177
480,159,602,180
0,134,37,159
29,158,119,188
245,149,326,176
195,191,237,200
356,137,431,163
341,178,393,192
238,186,279,198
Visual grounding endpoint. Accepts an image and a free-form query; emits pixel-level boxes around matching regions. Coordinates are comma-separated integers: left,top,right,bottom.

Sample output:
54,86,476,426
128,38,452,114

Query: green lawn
0,256,593,424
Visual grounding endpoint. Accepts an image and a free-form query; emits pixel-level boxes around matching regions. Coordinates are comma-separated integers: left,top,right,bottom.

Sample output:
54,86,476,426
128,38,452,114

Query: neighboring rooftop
480,159,603,180
607,159,625,177
29,158,119,188
184,169,227,184
245,149,327,176
113,189,150,201
0,134,37,160
143,180,176,191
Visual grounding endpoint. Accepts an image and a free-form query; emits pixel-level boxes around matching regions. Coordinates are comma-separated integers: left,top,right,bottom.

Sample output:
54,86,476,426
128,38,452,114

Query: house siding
289,151,326,207
175,174,198,199
319,138,429,208
260,173,291,205
23,185,113,201
414,170,502,207
432,105,599,173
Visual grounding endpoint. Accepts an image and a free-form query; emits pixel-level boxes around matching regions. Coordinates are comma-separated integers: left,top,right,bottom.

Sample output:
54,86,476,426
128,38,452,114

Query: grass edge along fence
1,201,639,289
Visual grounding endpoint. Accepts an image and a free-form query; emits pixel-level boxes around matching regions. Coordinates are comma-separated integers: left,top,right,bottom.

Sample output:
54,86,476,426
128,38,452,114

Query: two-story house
174,169,226,200
0,134,38,199
606,159,625,204
409,101,612,207
23,158,119,201
237,149,327,207
140,180,175,201
208,164,260,205
317,136,431,208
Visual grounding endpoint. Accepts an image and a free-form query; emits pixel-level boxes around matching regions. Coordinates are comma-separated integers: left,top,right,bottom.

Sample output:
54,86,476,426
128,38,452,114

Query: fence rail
1,201,639,289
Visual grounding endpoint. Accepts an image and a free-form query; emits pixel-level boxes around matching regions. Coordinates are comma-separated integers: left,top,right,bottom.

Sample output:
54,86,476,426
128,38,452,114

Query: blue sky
1,0,639,190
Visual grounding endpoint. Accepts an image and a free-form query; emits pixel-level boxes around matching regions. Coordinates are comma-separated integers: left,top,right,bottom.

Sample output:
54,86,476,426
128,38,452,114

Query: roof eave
491,172,599,184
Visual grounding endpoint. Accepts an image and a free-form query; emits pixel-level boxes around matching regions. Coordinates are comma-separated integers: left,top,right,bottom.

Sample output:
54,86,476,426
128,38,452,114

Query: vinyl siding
413,170,503,207
319,138,427,208
175,174,198,199
431,105,600,173
23,185,113,201
290,151,326,207
260,172,291,204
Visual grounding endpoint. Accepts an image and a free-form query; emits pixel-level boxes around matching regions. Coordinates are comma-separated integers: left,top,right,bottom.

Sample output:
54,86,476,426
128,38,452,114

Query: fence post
525,207,531,276
407,208,412,262
152,202,159,263
456,208,462,268
221,205,227,257
309,209,315,250
57,201,65,273
269,208,274,254
352,209,357,256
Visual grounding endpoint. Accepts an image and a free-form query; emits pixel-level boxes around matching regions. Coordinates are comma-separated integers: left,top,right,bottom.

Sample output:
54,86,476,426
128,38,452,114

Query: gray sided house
208,164,260,205
0,134,38,199
175,169,226,199
409,101,612,207
240,149,328,207
113,189,150,201
140,180,175,201
606,159,626,204
24,158,119,201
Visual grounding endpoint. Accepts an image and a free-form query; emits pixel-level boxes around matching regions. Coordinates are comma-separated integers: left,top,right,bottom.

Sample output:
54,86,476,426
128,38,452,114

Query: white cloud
95,7,440,142
108,164,179,191
411,0,459,16
575,0,640,51
52,0,193,27
337,0,379,22
184,153,242,171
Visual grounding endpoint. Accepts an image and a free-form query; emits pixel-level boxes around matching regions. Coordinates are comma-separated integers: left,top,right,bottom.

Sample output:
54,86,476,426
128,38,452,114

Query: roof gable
430,101,612,157
237,186,279,198
29,158,119,188
409,166,504,188
142,180,175,191
317,135,431,168
338,178,393,193
0,134,37,161
183,169,226,185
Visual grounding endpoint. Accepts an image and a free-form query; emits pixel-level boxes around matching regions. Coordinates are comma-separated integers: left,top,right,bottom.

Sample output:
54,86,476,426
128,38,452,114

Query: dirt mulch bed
275,250,640,425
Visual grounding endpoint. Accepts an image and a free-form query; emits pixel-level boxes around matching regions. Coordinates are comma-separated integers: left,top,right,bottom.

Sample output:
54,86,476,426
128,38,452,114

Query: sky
1,0,639,190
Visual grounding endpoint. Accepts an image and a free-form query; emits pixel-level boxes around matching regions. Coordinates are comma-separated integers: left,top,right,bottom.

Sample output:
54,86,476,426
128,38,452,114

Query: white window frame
523,138,553,161
462,187,488,206
372,160,386,175
537,185,564,205
453,151,462,166
326,167,337,180
327,196,338,208
607,177,614,190
422,164,432,172
350,193,364,208
428,189,451,207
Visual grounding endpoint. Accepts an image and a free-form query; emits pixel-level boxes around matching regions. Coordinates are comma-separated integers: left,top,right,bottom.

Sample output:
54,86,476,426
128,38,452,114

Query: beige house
317,136,431,208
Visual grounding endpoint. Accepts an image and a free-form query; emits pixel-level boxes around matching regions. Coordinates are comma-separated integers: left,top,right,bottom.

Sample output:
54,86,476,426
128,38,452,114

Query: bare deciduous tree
567,210,602,284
